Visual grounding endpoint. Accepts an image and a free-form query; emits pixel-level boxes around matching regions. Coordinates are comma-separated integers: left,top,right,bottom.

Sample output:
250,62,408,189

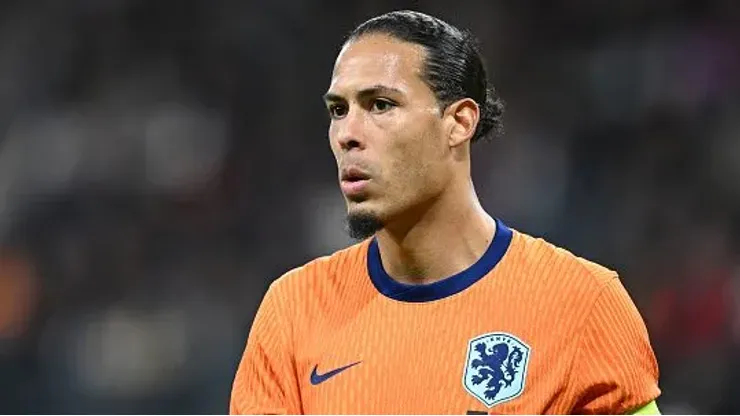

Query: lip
340,178,370,197
340,167,370,182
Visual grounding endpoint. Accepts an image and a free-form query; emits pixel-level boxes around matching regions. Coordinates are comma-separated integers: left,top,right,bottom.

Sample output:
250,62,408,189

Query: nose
334,108,365,152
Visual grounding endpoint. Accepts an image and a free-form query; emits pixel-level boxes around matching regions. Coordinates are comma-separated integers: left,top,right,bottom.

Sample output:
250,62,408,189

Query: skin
323,34,496,285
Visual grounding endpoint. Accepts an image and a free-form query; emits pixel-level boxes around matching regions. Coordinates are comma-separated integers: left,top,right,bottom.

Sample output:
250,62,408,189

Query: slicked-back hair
347,10,504,143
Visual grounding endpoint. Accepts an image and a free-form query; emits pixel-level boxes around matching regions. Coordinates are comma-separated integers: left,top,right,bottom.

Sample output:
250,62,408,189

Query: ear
443,98,479,148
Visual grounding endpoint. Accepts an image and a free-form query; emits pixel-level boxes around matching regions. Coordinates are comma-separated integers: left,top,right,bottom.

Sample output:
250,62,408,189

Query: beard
345,211,384,240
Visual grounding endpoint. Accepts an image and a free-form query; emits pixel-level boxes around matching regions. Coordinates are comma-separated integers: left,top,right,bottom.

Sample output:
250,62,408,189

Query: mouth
340,167,371,197
340,167,371,182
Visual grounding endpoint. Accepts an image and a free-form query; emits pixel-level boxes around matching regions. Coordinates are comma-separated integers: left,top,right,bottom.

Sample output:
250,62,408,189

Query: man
231,10,660,415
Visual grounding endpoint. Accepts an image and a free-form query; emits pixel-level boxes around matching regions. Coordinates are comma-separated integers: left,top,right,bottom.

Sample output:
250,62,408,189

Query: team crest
462,332,531,408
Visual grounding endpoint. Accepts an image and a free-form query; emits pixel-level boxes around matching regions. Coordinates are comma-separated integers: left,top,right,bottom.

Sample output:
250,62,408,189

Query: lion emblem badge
462,332,531,408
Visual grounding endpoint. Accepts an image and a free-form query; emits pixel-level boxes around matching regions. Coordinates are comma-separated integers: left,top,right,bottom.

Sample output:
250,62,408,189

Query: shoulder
494,226,635,326
506,228,619,295
503,227,651,339
254,240,373,344
265,239,371,301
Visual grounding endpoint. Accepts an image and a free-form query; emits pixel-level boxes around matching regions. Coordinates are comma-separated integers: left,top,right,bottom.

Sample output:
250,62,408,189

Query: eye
328,103,348,119
370,99,396,113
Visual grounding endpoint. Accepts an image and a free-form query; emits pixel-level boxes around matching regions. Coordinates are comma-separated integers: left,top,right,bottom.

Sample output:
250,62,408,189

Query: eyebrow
323,84,404,103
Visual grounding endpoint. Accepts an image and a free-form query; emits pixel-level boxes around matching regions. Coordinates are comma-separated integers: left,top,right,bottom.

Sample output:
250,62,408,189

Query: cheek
328,125,341,158
388,133,442,191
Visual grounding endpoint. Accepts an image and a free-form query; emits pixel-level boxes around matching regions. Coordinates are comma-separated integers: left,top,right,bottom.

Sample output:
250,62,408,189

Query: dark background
0,0,739,413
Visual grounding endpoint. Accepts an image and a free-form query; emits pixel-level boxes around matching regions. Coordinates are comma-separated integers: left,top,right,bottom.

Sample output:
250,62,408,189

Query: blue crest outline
462,332,531,408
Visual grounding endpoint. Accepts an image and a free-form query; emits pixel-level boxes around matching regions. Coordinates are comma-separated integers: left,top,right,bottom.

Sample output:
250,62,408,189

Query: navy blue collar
367,218,513,302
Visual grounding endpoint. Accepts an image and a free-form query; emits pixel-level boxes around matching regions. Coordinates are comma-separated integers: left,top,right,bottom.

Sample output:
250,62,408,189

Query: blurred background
0,0,738,413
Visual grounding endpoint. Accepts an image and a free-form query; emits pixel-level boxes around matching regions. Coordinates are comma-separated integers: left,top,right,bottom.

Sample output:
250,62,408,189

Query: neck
375,181,496,285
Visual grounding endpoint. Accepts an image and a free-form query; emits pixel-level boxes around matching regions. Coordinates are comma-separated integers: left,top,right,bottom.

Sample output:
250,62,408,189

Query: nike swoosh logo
310,361,361,385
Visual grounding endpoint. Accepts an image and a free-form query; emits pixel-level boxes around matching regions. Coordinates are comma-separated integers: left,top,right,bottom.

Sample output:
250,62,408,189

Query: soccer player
231,10,660,415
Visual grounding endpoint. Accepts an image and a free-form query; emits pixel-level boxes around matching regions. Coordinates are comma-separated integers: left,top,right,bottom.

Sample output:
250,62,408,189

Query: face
324,34,455,236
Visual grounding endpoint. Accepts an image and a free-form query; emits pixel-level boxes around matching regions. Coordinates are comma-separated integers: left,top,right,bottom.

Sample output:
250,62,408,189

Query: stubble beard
345,210,384,240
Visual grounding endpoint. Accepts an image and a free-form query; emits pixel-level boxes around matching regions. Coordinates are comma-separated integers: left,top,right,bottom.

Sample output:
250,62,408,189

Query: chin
346,202,378,220
345,203,386,240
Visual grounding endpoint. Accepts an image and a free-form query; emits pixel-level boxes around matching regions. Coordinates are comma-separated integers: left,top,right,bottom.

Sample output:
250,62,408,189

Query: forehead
328,34,428,96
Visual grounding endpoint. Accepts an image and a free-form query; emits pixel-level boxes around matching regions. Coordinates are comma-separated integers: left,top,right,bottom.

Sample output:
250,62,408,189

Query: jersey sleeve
566,277,661,415
230,282,302,415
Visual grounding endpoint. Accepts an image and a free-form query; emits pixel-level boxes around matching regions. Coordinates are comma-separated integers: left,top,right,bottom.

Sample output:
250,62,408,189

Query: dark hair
347,10,504,143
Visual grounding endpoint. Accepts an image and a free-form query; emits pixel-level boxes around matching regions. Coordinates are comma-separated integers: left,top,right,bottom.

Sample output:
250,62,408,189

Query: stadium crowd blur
0,0,738,413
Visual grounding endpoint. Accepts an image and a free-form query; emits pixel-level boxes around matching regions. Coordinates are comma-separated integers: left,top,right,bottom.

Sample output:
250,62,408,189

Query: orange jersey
230,220,660,414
